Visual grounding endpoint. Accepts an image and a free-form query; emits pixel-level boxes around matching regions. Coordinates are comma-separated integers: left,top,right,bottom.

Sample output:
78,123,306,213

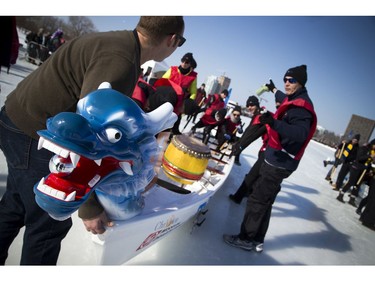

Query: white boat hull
92,145,234,265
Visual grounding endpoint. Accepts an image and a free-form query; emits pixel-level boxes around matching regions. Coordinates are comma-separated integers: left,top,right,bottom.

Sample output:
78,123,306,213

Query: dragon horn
146,102,177,135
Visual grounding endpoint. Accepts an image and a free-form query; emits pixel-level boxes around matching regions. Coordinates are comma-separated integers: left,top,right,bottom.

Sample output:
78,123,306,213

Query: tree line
16,16,98,40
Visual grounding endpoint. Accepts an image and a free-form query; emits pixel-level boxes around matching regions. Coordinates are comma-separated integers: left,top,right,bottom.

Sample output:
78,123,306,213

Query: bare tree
67,16,98,38
16,16,98,40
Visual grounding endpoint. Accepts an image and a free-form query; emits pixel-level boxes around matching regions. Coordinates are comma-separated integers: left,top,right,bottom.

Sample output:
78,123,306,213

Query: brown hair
136,16,184,45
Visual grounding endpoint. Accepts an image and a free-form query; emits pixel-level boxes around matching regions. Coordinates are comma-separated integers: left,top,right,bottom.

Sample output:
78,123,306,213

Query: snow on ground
1,30,375,279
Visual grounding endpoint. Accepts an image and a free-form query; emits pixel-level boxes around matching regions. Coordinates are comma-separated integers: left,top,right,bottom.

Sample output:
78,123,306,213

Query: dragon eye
105,128,122,143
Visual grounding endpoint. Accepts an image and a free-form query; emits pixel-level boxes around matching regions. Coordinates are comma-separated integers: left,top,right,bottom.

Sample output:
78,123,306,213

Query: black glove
138,81,155,97
230,142,243,157
259,111,274,127
266,79,275,92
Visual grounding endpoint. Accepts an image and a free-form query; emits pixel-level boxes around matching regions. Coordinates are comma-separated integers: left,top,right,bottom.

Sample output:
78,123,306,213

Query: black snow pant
231,151,264,202
335,162,351,190
360,177,375,226
341,166,364,196
239,160,292,243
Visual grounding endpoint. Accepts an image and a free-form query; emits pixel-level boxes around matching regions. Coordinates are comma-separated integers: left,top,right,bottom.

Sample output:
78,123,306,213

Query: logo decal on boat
137,215,181,250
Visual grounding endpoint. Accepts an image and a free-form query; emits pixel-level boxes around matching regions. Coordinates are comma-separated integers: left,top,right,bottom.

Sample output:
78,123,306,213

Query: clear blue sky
88,16,375,138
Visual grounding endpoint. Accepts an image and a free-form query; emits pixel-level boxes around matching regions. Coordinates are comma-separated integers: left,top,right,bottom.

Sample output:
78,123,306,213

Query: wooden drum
162,135,211,185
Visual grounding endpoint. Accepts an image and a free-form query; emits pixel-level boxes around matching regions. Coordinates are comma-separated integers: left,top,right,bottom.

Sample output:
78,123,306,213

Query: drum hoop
162,158,204,180
172,136,211,159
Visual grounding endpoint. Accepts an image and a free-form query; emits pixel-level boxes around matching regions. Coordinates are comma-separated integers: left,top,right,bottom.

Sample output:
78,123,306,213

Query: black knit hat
221,89,229,96
284,64,308,86
246,95,259,107
353,134,361,141
217,108,227,119
233,105,242,114
181,52,197,68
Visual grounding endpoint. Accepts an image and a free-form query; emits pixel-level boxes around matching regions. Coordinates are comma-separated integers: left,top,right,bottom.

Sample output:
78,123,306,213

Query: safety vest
169,66,197,98
205,94,225,117
131,77,155,109
266,98,317,160
153,78,185,115
252,112,269,152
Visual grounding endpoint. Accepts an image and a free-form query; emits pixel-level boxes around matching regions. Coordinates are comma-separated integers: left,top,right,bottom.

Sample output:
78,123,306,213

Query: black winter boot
348,196,357,207
336,192,345,203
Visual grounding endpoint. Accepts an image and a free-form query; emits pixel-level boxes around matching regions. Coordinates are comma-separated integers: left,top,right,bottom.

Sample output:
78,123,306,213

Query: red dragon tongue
42,156,124,200
44,156,102,199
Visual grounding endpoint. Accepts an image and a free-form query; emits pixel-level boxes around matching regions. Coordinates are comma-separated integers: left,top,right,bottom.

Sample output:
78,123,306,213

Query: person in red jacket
224,65,317,253
190,89,229,143
159,52,198,135
228,96,269,203
215,105,243,156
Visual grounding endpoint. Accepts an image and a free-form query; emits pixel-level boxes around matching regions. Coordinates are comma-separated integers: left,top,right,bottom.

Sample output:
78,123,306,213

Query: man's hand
259,111,275,127
266,79,276,92
82,211,114,235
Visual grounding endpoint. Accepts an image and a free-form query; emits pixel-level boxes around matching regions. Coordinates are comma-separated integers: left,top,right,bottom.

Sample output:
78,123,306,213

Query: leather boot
336,192,345,203
348,196,357,207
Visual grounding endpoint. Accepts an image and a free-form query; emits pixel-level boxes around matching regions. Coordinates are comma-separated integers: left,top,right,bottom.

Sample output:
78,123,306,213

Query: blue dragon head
34,83,177,221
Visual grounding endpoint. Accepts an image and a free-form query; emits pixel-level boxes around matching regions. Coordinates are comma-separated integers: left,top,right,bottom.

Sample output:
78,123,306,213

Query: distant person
190,89,228,143
48,29,65,53
323,140,345,181
190,108,227,144
332,134,360,191
228,95,269,203
215,105,243,158
0,16,185,265
360,175,375,230
0,16,19,76
223,65,317,252
190,83,207,123
336,139,375,206
355,166,375,215
199,89,228,117
26,28,44,45
156,52,198,135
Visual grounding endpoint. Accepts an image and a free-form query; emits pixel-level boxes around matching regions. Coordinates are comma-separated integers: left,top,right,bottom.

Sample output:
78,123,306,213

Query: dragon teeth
88,175,101,187
38,137,82,168
38,137,70,158
37,177,68,201
119,162,133,175
65,191,76,202
69,152,80,168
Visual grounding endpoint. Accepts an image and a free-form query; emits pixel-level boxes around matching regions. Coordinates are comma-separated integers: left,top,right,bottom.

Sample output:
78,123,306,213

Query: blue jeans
0,107,72,265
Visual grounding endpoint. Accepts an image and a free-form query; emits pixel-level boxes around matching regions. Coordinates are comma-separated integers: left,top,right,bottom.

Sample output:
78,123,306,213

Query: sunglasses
283,77,298,84
170,33,186,47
